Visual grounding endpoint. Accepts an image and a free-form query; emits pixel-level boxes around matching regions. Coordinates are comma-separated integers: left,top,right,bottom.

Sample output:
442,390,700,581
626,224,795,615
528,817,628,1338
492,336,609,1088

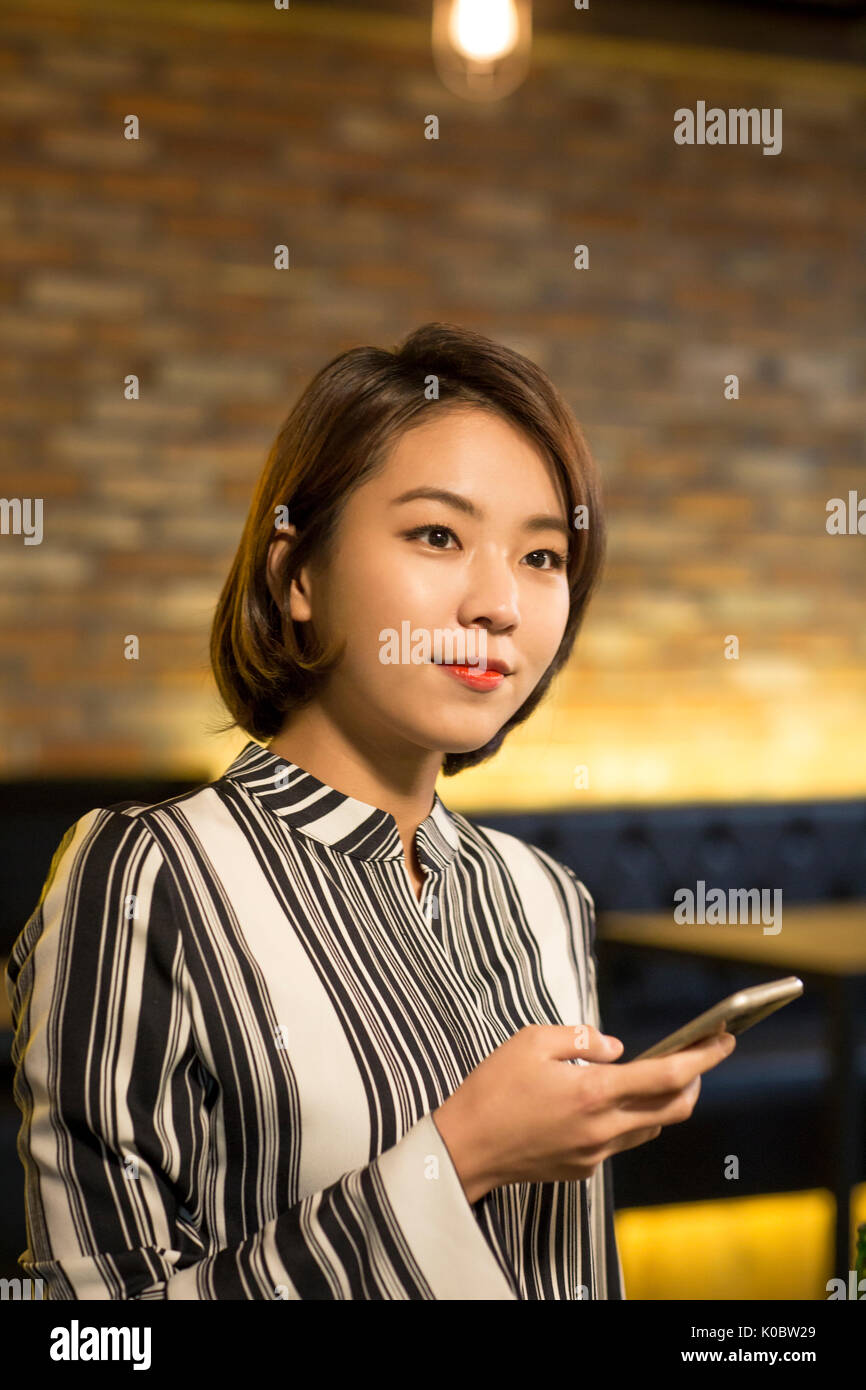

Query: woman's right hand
432,1023,736,1203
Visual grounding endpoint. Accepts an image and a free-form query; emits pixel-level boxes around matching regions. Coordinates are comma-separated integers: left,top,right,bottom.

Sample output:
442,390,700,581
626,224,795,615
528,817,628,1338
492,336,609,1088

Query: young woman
6,322,735,1300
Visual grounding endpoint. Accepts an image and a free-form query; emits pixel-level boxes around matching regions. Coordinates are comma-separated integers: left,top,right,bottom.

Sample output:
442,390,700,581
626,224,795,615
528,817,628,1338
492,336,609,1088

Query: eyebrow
389,487,572,541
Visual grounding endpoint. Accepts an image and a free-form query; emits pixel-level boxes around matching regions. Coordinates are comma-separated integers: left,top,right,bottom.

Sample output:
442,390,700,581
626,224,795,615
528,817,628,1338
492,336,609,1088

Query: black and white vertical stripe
5,740,625,1300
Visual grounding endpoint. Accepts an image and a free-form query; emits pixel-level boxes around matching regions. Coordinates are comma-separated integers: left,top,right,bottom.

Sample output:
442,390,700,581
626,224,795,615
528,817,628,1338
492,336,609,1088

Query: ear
266,523,313,623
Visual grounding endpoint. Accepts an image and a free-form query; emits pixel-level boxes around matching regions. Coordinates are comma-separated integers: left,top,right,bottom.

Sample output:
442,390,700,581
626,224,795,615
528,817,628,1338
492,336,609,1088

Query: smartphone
629,976,804,1061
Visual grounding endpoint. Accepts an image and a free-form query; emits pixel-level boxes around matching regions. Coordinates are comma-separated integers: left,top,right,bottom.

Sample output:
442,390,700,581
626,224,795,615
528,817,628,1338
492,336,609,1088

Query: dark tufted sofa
478,797,866,1216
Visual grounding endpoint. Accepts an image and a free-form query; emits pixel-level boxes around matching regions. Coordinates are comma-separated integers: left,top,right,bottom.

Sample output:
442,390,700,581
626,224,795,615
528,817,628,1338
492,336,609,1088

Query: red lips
437,663,506,692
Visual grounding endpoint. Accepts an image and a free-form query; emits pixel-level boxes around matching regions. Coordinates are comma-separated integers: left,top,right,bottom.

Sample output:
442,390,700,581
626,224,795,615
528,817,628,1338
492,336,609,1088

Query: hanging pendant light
432,0,532,103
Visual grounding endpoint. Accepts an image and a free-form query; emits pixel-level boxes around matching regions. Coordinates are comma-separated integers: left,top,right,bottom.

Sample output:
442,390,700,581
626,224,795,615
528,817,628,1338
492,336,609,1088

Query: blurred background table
598,901,866,1281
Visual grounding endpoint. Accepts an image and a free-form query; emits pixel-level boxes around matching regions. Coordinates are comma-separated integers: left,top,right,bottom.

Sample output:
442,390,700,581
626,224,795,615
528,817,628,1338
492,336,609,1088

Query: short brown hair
209,321,606,776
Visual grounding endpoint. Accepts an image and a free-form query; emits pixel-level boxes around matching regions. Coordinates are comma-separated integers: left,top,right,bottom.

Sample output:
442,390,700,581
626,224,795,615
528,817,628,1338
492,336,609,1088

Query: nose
456,549,520,634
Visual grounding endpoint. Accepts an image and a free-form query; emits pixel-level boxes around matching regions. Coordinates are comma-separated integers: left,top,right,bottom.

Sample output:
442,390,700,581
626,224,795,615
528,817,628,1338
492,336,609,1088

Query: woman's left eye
403,524,567,570
524,546,568,571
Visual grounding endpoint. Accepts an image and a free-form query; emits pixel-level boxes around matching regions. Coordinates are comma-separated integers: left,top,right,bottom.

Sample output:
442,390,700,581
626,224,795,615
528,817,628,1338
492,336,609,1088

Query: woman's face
271,407,572,759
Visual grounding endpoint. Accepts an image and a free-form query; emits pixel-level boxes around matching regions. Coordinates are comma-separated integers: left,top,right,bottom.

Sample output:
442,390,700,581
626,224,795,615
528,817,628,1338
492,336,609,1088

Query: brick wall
1,0,863,806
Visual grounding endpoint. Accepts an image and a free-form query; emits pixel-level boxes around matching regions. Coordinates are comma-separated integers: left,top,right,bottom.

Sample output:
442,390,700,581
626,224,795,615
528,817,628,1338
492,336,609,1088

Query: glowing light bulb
432,0,532,103
448,0,519,63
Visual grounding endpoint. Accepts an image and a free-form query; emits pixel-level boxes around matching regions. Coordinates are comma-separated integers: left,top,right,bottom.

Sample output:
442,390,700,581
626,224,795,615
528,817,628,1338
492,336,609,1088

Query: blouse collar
219,739,460,869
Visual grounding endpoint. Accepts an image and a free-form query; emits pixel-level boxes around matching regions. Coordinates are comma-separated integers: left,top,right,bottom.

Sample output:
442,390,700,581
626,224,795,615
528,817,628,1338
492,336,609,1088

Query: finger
601,1123,665,1158
680,1025,728,1050
602,1078,704,1147
608,1032,735,1102
619,1073,703,1116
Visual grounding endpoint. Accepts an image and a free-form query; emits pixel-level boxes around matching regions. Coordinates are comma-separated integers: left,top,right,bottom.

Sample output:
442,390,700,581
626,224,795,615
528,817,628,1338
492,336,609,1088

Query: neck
267,701,443,850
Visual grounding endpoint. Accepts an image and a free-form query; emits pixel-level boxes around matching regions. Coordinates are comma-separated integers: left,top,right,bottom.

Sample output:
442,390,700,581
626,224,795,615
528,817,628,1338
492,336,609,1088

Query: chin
419,722,504,754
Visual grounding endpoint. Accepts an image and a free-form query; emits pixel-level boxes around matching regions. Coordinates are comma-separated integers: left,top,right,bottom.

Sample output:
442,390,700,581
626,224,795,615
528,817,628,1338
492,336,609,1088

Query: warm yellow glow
200,674,866,804
615,1184,866,1300
447,0,519,62
434,671,866,810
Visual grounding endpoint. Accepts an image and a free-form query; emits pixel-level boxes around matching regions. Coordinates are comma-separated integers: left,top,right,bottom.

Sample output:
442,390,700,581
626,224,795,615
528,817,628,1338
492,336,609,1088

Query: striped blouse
6,738,626,1300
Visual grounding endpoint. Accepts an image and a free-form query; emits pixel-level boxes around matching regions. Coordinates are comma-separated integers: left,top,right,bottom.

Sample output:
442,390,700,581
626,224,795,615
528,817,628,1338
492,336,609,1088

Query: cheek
524,585,570,653
357,555,441,635
326,554,423,668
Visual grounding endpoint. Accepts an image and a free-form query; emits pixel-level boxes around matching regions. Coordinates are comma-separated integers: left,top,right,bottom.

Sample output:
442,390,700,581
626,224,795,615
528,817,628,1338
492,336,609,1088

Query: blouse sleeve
537,855,627,1301
577,875,627,1298
4,810,516,1301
